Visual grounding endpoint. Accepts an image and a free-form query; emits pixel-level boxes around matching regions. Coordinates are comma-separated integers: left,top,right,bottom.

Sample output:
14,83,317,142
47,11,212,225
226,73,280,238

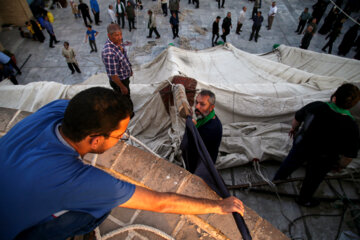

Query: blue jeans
15,211,110,240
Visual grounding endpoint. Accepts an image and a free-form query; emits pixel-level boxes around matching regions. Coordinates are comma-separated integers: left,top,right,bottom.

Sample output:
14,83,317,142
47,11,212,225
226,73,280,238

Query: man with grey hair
193,90,223,163
101,24,133,103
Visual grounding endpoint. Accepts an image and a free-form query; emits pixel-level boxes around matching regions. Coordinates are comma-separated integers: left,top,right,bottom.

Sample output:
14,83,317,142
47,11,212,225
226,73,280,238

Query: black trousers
161,3,168,16
249,25,261,41
48,32,58,47
89,40,97,52
221,29,230,42
67,62,81,73
94,11,100,24
218,0,224,8
149,27,160,37
109,78,134,113
128,18,135,31
82,13,93,26
251,7,258,19
273,145,337,202
296,20,306,33
212,33,219,45
322,38,336,54
9,59,21,74
171,25,179,38
236,23,243,34
117,13,125,28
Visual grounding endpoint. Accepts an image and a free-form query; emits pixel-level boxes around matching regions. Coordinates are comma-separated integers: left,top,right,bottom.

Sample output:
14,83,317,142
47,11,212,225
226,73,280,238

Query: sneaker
295,197,320,207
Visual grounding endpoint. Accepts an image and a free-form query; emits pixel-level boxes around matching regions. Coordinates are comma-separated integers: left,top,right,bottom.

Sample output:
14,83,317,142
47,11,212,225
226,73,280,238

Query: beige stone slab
0,107,17,132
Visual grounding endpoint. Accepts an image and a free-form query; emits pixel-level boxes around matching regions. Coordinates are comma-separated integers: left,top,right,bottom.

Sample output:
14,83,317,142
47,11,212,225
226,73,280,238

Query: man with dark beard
1,87,244,240
192,90,223,163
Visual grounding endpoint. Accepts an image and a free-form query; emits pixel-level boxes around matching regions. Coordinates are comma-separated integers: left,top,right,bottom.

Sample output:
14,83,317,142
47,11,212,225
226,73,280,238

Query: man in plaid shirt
102,24,132,100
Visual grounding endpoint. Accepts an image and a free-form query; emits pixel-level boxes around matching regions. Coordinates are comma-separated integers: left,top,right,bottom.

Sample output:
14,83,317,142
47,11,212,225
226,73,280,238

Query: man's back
294,101,358,158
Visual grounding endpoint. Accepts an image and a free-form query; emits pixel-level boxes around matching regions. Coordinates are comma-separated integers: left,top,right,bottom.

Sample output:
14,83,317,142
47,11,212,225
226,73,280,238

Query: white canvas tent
1,44,359,169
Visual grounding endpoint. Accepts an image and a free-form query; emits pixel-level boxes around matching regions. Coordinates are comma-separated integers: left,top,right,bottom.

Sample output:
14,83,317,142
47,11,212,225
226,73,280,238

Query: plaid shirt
102,39,132,81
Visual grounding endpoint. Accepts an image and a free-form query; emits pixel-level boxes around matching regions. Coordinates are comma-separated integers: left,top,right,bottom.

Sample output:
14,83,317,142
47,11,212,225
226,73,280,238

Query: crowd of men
1,0,360,239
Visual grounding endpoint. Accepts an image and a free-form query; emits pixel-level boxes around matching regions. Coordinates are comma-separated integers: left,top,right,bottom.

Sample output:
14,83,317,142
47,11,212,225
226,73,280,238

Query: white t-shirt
268,5,277,16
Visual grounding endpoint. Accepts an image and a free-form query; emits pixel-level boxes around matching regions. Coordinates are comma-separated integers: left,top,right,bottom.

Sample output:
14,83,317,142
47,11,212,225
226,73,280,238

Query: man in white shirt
267,1,277,30
108,5,117,24
236,6,247,35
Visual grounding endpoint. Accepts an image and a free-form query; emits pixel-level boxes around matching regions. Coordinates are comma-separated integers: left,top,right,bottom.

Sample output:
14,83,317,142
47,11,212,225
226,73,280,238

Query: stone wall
0,0,33,27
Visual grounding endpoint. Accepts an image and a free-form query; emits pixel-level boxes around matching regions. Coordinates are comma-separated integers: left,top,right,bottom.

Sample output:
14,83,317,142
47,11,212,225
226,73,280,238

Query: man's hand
120,85,129,95
192,118,197,125
218,196,244,216
288,128,297,138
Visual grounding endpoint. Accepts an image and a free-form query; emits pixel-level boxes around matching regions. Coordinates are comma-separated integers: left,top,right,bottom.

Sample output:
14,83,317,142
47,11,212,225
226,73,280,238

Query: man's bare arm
120,186,244,216
110,75,128,95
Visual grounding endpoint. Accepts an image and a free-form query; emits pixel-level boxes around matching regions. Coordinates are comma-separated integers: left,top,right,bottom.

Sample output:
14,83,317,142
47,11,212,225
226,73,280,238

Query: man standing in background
267,1,277,30
236,6,247,35
90,0,101,25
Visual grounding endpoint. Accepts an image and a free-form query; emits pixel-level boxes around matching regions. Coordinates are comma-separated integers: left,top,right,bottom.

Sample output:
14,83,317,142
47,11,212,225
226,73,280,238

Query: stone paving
0,0,359,86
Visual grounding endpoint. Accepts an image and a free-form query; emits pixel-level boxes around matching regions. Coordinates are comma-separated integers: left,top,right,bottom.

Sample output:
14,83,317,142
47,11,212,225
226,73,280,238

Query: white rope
99,224,175,240
252,160,275,188
128,135,162,159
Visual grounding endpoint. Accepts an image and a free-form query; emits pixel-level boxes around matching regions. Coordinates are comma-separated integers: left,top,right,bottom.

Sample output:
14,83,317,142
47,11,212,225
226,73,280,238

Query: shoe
321,48,326,52
255,39,257,42
90,50,94,53
240,30,242,32
50,46,55,48
295,30,298,33
95,50,97,52
295,197,320,207
17,71,22,75
55,41,60,44
133,27,137,29
71,71,75,74
77,71,81,73
156,36,160,39
99,20,102,23
173,36,176,39
236,32,240,35
96,23,100,26
146,36,151,38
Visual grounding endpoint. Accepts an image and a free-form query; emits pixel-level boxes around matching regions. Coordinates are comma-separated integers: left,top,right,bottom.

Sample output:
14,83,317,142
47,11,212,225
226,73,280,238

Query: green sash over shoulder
326,102,354,120
196,110,215,128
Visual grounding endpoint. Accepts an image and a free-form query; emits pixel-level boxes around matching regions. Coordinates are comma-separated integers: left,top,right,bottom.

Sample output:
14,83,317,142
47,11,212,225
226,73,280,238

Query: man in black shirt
249,11,263,42
193,90,223,164
274,83,360,207
78,0,93,26
221,12,232,43
212,16,221,46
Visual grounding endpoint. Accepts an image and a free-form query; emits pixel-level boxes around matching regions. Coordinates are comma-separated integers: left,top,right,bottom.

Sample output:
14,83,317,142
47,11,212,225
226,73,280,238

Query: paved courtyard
0,0,359,86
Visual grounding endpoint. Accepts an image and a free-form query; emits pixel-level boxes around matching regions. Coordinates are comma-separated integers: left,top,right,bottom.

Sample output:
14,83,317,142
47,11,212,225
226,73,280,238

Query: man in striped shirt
101,24,132,101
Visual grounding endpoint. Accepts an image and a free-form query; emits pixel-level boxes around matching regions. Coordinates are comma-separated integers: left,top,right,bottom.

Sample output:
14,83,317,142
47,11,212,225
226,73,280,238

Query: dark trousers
249,25,261,42
296,20,306,33
273,145,336,202
128,18,135,31
171,25,179,38
82,13,93,26
109,78,133,112
117,13,125,28
236,23,243,34
67,62,81,73
9,59,21,74
94,11,100,24
89,40,97,52
322,39,336,54
251,7,258,19
149,27,161,37
212,33,219,45
218,0,224,8
161,3,168,16
15,211,110,240
48,32,58,47
221,29,230,42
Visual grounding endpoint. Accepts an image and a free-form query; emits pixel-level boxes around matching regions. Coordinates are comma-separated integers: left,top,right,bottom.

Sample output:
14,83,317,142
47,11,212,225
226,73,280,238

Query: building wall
0,0,33,27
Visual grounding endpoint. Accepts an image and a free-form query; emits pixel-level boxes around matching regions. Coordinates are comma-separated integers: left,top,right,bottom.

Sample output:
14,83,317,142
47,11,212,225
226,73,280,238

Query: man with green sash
273,83,360,207
193,90,223,163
